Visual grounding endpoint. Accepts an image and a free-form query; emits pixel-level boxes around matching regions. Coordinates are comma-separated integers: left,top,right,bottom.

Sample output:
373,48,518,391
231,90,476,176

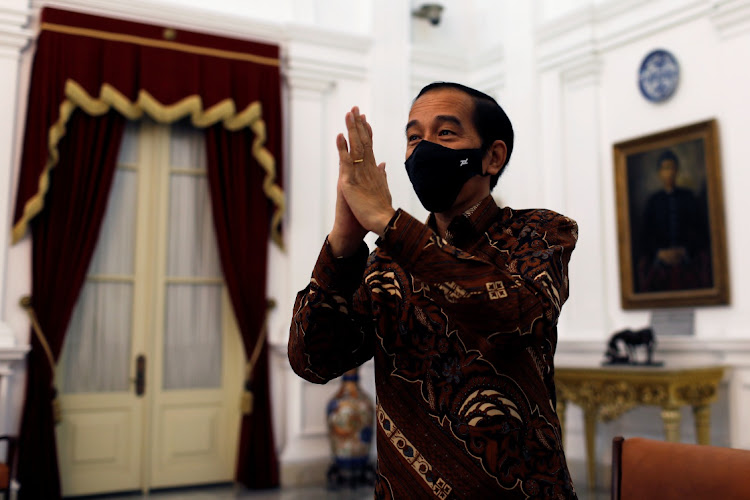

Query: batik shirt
289,195,578,499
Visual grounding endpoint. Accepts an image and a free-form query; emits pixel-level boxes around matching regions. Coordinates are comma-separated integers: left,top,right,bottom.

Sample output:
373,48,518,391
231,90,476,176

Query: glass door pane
162,120,223,390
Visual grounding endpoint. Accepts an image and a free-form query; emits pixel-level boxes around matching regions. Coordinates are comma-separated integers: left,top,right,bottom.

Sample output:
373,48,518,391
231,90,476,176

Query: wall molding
0,4,33,58
0,4,32,27
710,0,750,38
286,38,371,85
536,0,715,73
560,51,602,88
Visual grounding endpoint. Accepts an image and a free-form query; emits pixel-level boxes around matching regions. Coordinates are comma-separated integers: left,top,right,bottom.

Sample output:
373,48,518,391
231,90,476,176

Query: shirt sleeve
376,208,578,343
288,238,376,384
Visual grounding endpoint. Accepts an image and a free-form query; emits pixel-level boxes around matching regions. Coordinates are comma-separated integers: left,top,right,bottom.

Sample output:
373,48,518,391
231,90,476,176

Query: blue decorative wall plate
638,49,680,103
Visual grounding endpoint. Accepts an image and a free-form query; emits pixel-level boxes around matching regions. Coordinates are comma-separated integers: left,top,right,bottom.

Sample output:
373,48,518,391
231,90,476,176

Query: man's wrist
374,208,397,238
328,230,364,258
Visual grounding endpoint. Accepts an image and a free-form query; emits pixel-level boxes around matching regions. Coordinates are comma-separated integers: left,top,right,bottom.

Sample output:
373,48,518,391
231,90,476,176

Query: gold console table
555,364,726,490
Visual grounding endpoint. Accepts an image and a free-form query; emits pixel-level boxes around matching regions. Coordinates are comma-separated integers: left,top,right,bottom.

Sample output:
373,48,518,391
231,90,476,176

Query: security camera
412,3,444,26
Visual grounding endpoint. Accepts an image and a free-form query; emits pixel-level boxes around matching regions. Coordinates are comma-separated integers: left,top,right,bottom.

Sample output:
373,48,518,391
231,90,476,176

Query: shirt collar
427,195,501,248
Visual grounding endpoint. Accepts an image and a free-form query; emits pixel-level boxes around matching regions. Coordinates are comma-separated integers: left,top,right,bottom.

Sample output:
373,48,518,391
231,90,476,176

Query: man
636,150,711,292
289,82,578,499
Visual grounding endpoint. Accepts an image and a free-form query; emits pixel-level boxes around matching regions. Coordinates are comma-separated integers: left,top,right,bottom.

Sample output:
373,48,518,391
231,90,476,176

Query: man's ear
484,140,507,176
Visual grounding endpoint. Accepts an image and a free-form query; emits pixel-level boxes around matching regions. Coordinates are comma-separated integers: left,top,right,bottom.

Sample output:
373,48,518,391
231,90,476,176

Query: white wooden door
55,119,244,497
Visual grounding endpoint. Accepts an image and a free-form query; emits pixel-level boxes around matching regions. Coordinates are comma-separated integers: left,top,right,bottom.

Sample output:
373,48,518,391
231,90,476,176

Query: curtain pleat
17,109,126,500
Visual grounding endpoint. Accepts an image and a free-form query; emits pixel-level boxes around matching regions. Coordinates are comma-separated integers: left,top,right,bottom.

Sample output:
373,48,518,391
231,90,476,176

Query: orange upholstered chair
611,435,750,500
0,435,16,500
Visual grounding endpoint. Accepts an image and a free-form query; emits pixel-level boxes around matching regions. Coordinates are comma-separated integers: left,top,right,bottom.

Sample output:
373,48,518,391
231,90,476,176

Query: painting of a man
628,145,713,293
615,119,728,309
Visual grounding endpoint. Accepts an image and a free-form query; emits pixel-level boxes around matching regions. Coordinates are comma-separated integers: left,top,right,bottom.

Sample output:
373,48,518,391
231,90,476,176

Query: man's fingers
352,107,373,150
336,133,353,173
350,107,375,168
345,111,365,161
336,133,349,157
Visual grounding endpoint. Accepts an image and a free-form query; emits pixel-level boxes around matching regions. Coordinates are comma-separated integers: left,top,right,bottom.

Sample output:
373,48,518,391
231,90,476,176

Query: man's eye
438,129,455,136
407,134,421,142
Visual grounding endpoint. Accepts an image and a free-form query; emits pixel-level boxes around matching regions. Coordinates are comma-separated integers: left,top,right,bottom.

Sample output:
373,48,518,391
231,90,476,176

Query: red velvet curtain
205,124,280,487
12,7,283,498
17,109,126,500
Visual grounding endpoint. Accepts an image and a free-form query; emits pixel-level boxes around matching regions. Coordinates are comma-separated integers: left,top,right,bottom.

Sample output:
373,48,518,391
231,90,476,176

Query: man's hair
415,82,514,190
657,149,679,169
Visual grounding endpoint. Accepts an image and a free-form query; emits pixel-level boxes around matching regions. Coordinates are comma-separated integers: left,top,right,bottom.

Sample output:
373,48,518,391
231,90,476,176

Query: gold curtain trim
12,79,285,248
40,22,280,67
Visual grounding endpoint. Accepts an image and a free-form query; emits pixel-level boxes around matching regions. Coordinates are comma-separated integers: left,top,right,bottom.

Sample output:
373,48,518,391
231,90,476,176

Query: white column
370,0,412,220
276,70,338,487
0,1,32,346
536,13,609,341
558,54,610,340
269,26,373,487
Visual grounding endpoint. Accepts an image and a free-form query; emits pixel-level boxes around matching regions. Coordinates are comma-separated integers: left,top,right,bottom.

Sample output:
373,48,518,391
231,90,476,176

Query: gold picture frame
613,119,729,309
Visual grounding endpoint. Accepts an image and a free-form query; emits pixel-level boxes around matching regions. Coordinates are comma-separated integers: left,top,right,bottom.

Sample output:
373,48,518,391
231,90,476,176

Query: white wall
2,0,750,493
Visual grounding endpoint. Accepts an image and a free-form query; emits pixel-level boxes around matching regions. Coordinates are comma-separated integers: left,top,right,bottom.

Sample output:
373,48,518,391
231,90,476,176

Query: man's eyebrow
435,115,462,127
405,115,463,136
405,119,418,135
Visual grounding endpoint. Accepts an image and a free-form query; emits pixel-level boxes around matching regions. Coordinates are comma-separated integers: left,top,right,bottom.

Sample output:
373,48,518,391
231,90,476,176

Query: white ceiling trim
710,0,750,38
536,0,713,72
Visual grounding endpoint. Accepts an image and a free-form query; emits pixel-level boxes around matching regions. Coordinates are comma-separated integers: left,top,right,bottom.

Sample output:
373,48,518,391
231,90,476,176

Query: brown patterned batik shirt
289,195,578,499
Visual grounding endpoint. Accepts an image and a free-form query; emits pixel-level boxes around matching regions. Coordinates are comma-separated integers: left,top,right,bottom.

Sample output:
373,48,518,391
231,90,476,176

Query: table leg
693,404,711,445
584,408,597,491
661,405,681,442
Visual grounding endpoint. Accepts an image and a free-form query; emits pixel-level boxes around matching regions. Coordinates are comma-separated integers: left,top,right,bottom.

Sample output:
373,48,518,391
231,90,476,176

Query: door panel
151,399,233,487
56,396,142,495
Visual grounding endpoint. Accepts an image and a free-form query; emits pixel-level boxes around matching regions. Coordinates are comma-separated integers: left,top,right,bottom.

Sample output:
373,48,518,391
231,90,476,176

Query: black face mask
404,140,486,213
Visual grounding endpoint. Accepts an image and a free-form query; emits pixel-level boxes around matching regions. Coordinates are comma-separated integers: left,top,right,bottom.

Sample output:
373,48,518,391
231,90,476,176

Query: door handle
133,354,146,397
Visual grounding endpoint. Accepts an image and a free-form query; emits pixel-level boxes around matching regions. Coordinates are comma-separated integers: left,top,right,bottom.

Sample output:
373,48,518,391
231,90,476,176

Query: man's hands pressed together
328,106,396,257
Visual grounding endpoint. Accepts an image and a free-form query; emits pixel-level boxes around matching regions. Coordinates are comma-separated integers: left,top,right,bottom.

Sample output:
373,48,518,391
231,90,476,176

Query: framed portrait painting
613,119,729,309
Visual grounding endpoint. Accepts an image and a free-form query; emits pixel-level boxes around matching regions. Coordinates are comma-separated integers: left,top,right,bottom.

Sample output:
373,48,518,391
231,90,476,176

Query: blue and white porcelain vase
326,368,374,470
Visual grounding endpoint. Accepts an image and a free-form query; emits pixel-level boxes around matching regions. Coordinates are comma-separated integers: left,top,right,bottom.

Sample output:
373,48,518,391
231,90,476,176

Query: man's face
405,88,481,159
658,159,678,189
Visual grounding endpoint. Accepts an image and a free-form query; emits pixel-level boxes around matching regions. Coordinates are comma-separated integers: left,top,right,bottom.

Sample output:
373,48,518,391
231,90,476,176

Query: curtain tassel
52,387,62,424
241,299,275,416
241,378,254,415
20,295,62,424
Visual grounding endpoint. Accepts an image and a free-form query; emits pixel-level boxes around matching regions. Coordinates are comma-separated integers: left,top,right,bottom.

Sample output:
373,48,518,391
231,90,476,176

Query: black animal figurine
603,327,661,366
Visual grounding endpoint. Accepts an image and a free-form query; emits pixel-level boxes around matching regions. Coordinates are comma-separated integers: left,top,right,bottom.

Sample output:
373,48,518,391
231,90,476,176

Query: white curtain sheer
164,121,223,389
61,119,224,394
